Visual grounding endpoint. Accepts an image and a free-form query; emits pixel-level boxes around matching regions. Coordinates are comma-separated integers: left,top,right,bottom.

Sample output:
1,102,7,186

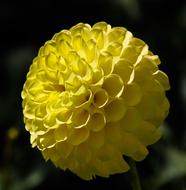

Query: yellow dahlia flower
22,22,170,180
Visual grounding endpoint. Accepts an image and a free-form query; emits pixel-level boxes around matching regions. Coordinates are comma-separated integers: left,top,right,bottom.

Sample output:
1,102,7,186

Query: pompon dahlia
22,22,170,180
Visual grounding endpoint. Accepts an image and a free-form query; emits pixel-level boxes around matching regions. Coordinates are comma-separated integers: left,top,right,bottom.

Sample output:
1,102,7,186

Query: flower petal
102,74,124,97
54,124,68,142
87,112,106,132
69,127,89,145
104,98,127,122
93,89,109,108
122,82,142,106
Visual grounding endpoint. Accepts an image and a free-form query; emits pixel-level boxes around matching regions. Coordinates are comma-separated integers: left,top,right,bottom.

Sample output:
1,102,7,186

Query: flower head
22,22,170,180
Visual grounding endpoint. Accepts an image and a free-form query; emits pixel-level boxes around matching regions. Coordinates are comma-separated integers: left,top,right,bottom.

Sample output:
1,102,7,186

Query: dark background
0,0,186,189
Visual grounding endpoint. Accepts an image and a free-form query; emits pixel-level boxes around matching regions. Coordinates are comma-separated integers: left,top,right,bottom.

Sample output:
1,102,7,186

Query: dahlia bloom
22,22,170,180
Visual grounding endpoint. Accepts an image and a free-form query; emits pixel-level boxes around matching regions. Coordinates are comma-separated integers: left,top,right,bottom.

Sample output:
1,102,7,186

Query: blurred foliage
0,0,186,189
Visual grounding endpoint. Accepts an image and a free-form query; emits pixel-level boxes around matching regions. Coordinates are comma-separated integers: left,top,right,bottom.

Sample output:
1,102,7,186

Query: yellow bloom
22,22,170,180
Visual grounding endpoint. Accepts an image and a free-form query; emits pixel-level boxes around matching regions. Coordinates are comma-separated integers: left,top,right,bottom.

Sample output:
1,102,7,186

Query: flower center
53,84,65,92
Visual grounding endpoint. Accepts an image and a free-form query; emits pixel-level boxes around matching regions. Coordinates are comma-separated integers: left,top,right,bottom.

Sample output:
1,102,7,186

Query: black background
0,0,186,189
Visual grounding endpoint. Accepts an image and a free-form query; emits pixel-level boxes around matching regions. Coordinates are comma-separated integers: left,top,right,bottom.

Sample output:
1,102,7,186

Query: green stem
128,158,142,190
